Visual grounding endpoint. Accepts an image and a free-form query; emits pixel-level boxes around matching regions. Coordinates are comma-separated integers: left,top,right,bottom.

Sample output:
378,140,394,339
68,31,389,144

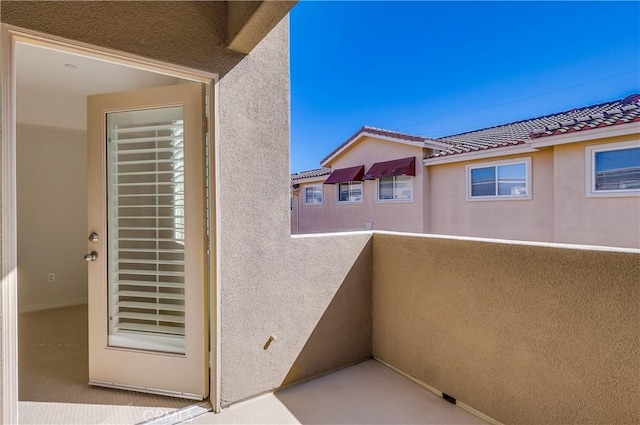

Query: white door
86,83,209,399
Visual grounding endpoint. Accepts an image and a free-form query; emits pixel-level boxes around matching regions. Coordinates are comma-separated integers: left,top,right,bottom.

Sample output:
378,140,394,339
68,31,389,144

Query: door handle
89,232,99,242
84,251,98,262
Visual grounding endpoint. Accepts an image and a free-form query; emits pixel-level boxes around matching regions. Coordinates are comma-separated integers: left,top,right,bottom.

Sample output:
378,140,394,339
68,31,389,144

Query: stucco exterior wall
291,192,298,234
0,3,374,415
372,232,640,424
296,138,424,234
553,135,640,248
427,149,555,242
291,178,324,234
1,1,244,77
212,19,375,405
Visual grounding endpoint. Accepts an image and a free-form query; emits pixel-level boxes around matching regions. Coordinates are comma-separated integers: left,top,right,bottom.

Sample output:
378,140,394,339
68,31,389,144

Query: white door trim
1,25,19,425
0,24,222,423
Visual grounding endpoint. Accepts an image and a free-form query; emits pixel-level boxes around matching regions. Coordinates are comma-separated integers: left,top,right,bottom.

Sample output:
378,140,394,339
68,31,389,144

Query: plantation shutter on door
107,107,187,354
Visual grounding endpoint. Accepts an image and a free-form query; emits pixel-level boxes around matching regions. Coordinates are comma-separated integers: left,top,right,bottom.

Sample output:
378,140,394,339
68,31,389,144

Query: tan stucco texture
1,1,244,76
428,149,555,243
553,137,640,248
372,232,640,424
4,3,638,423
1,3,370,414
217,19,372,404
227,1,298,54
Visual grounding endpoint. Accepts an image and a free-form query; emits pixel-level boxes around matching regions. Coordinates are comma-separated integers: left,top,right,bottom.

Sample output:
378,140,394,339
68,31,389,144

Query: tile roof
357,125,427,142
291,167,331,182
320,126,431,165
429,94,640,158
295,94,640,178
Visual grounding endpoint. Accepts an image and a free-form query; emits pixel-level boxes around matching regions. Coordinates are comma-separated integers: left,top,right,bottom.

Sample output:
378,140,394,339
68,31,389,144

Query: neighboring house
292,94,640,248
290,167,331,234
291,127,449,234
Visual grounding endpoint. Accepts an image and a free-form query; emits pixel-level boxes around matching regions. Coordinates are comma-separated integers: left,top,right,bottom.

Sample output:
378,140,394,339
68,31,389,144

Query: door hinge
208,351,213,369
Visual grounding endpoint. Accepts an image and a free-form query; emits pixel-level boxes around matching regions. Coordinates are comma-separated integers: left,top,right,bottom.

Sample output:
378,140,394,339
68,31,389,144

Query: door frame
1,24,221,423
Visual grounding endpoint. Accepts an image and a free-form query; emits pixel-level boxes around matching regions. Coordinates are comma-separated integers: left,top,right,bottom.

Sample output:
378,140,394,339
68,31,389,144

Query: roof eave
320,131,426,167
423,144,539,166
291,175,328,185
530,121,640,149
424,139,452,150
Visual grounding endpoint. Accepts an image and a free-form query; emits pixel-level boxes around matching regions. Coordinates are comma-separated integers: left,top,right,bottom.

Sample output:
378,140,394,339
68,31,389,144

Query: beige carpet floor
19,304,194,423
18,401,176,425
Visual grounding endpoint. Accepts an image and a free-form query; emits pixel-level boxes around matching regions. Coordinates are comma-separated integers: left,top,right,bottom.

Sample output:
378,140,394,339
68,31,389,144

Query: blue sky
289,1,640,173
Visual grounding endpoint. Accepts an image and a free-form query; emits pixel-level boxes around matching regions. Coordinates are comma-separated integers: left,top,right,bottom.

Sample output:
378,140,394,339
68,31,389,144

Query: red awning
364,157,415,179
324,165,365,184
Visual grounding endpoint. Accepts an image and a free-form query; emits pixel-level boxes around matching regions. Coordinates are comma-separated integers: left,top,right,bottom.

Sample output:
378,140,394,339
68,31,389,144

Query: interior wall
16,123,88,312
372,232,640,424
17,93,86,132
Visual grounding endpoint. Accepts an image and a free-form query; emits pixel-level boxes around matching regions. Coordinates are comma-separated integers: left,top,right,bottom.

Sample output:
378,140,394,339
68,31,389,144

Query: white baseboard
19,298,87,313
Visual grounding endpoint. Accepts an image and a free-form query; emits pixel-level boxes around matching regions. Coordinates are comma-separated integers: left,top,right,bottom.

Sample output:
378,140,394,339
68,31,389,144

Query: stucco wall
553,136,640,248
372,232,640,424
1,1,244,77
296,138,424,234
290,178,325,234
216,19,373,404
1,3,373,415
428,149,555,242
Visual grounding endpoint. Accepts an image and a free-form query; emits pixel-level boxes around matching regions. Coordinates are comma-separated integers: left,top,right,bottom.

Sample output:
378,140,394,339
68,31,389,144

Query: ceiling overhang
227,1,298,54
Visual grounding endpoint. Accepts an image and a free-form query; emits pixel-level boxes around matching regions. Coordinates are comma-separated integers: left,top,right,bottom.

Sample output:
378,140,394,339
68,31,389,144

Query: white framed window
303,184,323,205
586,140,640,197
467,158,531,200
377,175,414,202
337,181,363,204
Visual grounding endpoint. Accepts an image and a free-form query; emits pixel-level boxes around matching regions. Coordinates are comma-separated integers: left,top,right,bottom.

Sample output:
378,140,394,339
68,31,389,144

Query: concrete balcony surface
186,360,487,424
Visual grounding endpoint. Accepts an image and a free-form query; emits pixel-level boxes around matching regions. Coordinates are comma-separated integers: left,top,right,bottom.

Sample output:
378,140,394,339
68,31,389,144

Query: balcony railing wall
372,232,639,424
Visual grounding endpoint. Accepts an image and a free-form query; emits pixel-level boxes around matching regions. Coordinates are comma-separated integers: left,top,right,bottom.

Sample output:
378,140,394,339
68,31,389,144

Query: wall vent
442,392,456,404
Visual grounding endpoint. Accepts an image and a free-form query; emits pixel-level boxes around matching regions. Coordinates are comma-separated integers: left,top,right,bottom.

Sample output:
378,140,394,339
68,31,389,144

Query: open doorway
14,40,211,424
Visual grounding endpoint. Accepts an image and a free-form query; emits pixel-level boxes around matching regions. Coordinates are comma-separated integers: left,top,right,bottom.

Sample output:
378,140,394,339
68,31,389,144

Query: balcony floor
187,359,488,424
